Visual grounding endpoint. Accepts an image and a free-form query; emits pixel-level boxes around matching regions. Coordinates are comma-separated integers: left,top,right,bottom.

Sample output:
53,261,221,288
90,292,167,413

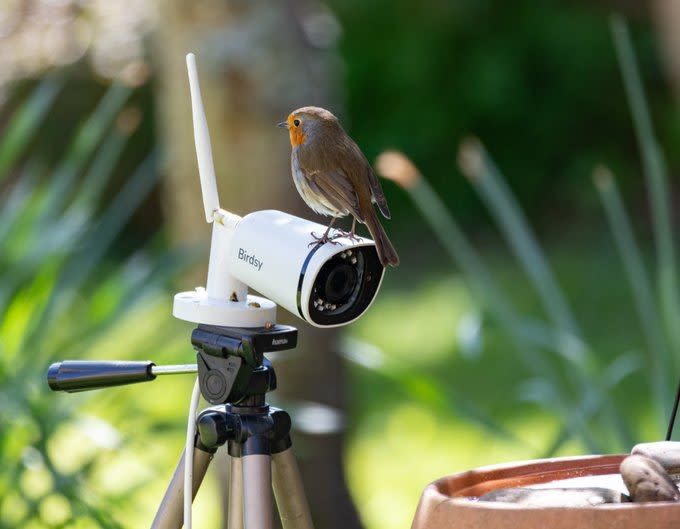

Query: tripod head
48,324,297,405
192,324,296,405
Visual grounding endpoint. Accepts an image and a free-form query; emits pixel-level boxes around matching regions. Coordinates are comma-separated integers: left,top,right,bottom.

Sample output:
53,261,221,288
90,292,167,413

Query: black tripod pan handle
47,360,156,392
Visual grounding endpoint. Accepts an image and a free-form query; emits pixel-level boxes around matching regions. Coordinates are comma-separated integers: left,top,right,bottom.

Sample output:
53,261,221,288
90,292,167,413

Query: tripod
48,323,314,529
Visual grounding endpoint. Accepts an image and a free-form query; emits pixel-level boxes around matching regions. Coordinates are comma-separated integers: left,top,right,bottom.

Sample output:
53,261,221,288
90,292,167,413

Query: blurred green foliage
0,80,191,528
330,1,673,231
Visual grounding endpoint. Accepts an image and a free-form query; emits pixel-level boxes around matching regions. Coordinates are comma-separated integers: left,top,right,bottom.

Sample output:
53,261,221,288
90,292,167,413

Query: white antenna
186,53,220,223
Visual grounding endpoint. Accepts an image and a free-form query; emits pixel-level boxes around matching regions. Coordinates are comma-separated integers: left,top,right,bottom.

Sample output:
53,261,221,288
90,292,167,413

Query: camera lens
324,263,358,304
306,245,384,326
312,253,362,314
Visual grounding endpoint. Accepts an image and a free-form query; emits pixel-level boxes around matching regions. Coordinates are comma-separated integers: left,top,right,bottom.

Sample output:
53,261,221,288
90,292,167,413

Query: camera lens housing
306,246,382,326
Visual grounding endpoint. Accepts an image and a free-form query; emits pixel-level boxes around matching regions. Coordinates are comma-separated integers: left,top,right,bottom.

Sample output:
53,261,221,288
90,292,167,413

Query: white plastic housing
227,210,385,328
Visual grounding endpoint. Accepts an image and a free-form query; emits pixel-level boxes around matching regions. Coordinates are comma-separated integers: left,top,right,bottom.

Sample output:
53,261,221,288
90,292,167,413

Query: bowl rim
431,454,680,510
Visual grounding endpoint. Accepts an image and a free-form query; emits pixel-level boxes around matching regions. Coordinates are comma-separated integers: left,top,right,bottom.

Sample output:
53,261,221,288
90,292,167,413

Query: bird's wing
297,144,364,220
366,165,391,219
341,137,391,219
304,169,364,221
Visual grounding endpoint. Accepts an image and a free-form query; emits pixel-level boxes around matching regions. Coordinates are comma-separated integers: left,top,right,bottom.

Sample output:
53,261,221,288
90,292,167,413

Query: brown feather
367,167,391,219
364,208,400,266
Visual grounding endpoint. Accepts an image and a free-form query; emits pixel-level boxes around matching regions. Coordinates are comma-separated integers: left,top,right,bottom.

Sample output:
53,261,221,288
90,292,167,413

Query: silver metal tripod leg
227,456,244,529
242,454,273,529
272,448,314,529
151,446,213,529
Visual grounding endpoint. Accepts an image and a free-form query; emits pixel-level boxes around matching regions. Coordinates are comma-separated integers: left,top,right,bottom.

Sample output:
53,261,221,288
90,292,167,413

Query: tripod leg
272,448,314,529
227,456,244,529
242,454,274,529
151,445,213,529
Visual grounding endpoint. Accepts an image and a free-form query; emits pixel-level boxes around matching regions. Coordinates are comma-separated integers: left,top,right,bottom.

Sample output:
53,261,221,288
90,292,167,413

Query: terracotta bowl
411,455,680,529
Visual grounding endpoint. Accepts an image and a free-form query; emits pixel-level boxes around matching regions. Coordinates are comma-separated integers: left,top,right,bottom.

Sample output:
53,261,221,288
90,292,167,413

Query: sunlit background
1,1,680,528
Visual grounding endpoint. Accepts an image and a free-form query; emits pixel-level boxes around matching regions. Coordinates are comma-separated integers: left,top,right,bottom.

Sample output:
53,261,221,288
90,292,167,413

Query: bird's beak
277,121,289,129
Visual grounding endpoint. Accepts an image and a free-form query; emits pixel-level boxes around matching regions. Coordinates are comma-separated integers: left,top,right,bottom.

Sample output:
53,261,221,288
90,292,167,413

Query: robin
278,106,399,267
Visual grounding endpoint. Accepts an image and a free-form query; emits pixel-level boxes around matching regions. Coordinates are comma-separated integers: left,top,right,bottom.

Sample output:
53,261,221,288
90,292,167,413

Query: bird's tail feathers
364,212,399,267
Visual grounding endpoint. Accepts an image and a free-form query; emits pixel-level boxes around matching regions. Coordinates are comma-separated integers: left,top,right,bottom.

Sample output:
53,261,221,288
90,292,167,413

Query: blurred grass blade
376,151,603,448
23,153,159,355
458,138,584,364
449,388,526,444
519,378,600,453
513,318,587,361
385,159,588,367
75,153,159,278
72,125,131,211
611,14,680,374
379,149,633,448
41,83,132,218
377,154,548,356
410,174,585,362
339,339,525,444
0,160,41,243
55,245,195,356
594,166,670,425
602,352,641,388
0,78,63,183
457,138,635,446
376,151,535,341
541,352,640,457
409,177,514,319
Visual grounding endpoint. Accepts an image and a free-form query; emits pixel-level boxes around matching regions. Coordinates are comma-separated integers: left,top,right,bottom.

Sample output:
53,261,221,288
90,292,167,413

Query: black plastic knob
47,360,155,392
197,409,241,448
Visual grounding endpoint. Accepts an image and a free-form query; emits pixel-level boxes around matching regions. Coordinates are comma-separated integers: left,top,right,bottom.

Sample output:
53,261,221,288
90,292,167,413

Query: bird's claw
308,231,340,247
330,230,361,243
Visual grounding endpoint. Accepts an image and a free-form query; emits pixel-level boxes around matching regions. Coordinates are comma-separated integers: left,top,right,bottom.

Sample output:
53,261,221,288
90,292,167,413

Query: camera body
173,209,385,329
229,210,384,327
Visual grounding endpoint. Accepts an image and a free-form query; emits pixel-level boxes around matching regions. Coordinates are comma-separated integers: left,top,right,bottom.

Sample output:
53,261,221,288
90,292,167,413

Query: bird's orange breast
289,128,306,147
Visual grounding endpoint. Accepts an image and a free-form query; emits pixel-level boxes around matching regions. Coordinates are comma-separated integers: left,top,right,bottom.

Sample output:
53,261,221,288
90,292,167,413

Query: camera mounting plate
173,287,277,327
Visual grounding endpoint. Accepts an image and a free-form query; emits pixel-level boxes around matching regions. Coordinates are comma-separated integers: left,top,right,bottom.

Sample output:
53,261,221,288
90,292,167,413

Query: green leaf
0,78,64,183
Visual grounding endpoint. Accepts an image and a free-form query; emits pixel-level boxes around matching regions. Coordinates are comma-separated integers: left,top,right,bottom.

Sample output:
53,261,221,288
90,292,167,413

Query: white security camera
173,54,384,329
226,209,383,326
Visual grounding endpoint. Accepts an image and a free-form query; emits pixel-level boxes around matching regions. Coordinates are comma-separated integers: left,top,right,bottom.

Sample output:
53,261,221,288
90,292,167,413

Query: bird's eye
293,119,300,127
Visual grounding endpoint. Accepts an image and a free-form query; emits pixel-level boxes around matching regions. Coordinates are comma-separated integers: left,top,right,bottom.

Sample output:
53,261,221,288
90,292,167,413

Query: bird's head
277,106,339,147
